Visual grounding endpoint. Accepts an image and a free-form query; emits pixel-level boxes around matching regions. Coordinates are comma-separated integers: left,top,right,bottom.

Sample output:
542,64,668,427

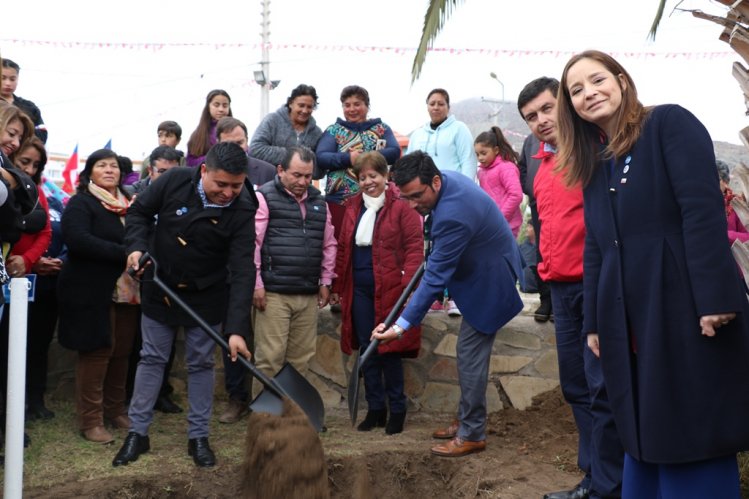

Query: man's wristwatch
391,324,405,340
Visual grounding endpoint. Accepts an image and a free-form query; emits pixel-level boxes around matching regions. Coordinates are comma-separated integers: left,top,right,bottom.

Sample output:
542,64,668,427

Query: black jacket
57,191,127,352
125,167,257,335
12,95,47,144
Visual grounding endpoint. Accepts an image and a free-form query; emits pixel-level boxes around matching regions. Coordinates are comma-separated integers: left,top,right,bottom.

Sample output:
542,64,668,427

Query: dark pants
0,286,58,408
126,317,177,401
622,453,739,499
530,204,551,304
549,280,623,498
222,346,249,402
455,319,495,441
25,287,58,405
352,267,406,414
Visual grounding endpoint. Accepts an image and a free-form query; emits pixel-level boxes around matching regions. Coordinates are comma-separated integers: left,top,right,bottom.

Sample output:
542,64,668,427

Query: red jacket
12,189,51,273
333,184,424,356
533,144,585,281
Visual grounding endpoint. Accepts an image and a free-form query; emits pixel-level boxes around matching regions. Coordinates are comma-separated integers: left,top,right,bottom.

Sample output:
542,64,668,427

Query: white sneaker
447,300,462,317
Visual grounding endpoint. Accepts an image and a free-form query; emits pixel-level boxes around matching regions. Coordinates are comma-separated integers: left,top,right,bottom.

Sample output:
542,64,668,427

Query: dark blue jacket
400,171,523,334
583,105,749,463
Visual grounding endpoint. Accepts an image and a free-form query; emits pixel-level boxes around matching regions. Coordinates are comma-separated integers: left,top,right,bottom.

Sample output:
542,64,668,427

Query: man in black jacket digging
113,142,255,467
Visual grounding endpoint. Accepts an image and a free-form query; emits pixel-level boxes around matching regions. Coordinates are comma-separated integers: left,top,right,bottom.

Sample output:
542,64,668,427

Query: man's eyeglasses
398,185,430,202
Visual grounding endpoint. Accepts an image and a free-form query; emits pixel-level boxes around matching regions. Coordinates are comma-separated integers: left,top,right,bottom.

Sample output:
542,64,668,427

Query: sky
0,0,745,162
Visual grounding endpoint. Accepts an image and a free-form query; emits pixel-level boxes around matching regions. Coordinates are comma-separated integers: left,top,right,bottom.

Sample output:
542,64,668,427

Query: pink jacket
477,156,523,236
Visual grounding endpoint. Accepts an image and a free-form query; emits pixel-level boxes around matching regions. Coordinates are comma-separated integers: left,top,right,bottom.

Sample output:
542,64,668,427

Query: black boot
357,409,387,432
385,412,406,435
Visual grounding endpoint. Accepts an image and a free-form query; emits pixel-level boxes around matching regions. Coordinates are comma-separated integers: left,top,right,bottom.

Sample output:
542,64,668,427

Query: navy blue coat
582,105,749,463
400,171,523,334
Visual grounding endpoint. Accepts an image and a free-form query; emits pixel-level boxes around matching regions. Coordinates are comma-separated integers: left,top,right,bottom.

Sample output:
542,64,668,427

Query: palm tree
410,0,669,82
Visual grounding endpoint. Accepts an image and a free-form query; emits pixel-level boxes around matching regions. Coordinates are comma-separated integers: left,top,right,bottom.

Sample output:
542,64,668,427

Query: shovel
130,253,325,431
347,262,425,426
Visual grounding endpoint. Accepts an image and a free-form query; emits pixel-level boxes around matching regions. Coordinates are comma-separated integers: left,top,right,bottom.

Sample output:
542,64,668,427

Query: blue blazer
400,171,523,334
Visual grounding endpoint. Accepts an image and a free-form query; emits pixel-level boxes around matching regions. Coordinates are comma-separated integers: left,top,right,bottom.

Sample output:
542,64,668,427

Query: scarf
88,181,130,217
355,191,386,246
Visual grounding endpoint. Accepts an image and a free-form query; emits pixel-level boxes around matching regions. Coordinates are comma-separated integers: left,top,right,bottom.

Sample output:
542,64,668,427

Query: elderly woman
330,151,423,435
249,84,323,166
316,85,401,237
57,149,139,444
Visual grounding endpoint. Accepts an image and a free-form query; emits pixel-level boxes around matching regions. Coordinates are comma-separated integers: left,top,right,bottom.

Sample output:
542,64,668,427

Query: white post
260,0,271,117
4,277,29,499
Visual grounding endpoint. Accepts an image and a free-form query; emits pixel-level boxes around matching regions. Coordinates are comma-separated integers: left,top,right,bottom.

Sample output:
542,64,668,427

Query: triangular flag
62,144,79,194
103,139,112,150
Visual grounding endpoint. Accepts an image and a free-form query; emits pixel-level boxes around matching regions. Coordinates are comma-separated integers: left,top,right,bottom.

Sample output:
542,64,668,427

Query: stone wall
45,294,560,415
310,293,560,414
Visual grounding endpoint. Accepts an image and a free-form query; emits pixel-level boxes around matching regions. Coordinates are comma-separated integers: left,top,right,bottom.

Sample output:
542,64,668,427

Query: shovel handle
359,261,426,367
134,253,286,400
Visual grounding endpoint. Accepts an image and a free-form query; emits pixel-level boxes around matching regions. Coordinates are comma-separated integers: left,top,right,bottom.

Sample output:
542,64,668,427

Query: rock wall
46,294,560,415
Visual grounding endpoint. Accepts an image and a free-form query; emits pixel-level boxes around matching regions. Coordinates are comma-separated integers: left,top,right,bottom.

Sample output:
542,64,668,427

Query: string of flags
0,38,735,60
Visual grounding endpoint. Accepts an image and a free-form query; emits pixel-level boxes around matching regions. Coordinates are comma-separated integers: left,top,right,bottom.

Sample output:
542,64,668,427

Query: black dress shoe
154,394,183,414
112,432,150,467
188,437,216,467
543,482,590,499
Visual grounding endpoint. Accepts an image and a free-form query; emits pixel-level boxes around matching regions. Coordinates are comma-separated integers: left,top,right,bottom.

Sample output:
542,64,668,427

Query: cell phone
376,139,387,151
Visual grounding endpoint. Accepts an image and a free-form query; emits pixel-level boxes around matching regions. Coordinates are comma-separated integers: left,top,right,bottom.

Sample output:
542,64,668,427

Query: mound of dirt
241,398,328,499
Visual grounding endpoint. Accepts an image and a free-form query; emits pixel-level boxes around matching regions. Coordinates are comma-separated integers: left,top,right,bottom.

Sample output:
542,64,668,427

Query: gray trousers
128,315,217,439
456,319,496,442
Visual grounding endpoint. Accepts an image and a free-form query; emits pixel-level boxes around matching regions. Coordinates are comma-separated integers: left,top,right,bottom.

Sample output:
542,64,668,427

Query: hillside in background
451,97,749,168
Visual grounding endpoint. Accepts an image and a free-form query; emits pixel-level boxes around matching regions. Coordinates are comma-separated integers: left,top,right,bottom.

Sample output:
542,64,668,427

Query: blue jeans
549,280,623,498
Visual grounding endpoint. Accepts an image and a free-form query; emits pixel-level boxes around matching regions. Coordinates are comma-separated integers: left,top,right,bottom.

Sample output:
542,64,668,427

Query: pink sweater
477,156,523,237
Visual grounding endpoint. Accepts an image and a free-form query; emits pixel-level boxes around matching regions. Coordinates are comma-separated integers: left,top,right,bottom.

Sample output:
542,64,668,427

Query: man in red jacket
519,78,622,499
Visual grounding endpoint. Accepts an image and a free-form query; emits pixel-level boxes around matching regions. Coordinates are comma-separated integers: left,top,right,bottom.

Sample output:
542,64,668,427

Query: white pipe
4,277,29,499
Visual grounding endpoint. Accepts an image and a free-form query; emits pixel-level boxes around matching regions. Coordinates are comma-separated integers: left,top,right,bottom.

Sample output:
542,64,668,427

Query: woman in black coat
57,149,139,444
556,50,749,498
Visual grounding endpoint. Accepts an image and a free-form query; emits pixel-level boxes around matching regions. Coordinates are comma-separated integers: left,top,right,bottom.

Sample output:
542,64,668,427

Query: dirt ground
21,388,582,499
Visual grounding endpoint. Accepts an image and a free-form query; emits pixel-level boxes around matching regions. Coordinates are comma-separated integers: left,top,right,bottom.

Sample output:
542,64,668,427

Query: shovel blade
249,363,325,432
347,353,362,426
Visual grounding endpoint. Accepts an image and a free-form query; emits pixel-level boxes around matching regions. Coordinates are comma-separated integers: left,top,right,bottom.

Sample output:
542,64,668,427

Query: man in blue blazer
373,151,523,457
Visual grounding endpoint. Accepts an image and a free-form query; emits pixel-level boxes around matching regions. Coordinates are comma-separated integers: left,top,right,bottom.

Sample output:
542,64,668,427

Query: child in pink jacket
474,127,523,237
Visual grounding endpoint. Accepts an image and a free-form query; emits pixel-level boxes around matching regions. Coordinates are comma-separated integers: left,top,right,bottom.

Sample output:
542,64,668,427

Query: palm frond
649,0,669,39
410,0,463,84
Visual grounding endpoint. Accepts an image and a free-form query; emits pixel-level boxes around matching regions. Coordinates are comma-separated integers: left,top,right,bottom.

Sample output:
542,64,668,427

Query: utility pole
259,0,271,117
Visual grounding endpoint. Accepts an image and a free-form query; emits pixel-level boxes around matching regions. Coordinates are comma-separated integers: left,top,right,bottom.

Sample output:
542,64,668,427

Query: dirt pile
240,398,329,499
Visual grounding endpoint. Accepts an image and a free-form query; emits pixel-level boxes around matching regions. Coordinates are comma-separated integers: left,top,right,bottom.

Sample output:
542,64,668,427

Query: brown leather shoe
82,425,115,444
431,437,486,457
107,414,131,430
432,419,459,439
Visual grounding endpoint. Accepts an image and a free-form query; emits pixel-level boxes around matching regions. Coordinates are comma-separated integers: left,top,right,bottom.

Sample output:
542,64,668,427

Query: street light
489,72,505,112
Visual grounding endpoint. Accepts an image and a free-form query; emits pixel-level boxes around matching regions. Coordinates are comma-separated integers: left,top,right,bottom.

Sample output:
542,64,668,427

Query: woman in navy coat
556,50,749,498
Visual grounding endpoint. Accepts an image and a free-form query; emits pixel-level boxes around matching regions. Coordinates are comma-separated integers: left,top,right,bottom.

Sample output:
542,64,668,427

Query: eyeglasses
398,185,430,202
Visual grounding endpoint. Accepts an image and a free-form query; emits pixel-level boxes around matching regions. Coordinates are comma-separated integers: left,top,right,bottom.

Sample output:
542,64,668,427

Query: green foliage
411,0,463,83
648,0,668,40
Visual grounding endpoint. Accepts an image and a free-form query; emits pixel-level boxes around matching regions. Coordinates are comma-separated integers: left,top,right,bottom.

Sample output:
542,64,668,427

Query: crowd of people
1,49,749,498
